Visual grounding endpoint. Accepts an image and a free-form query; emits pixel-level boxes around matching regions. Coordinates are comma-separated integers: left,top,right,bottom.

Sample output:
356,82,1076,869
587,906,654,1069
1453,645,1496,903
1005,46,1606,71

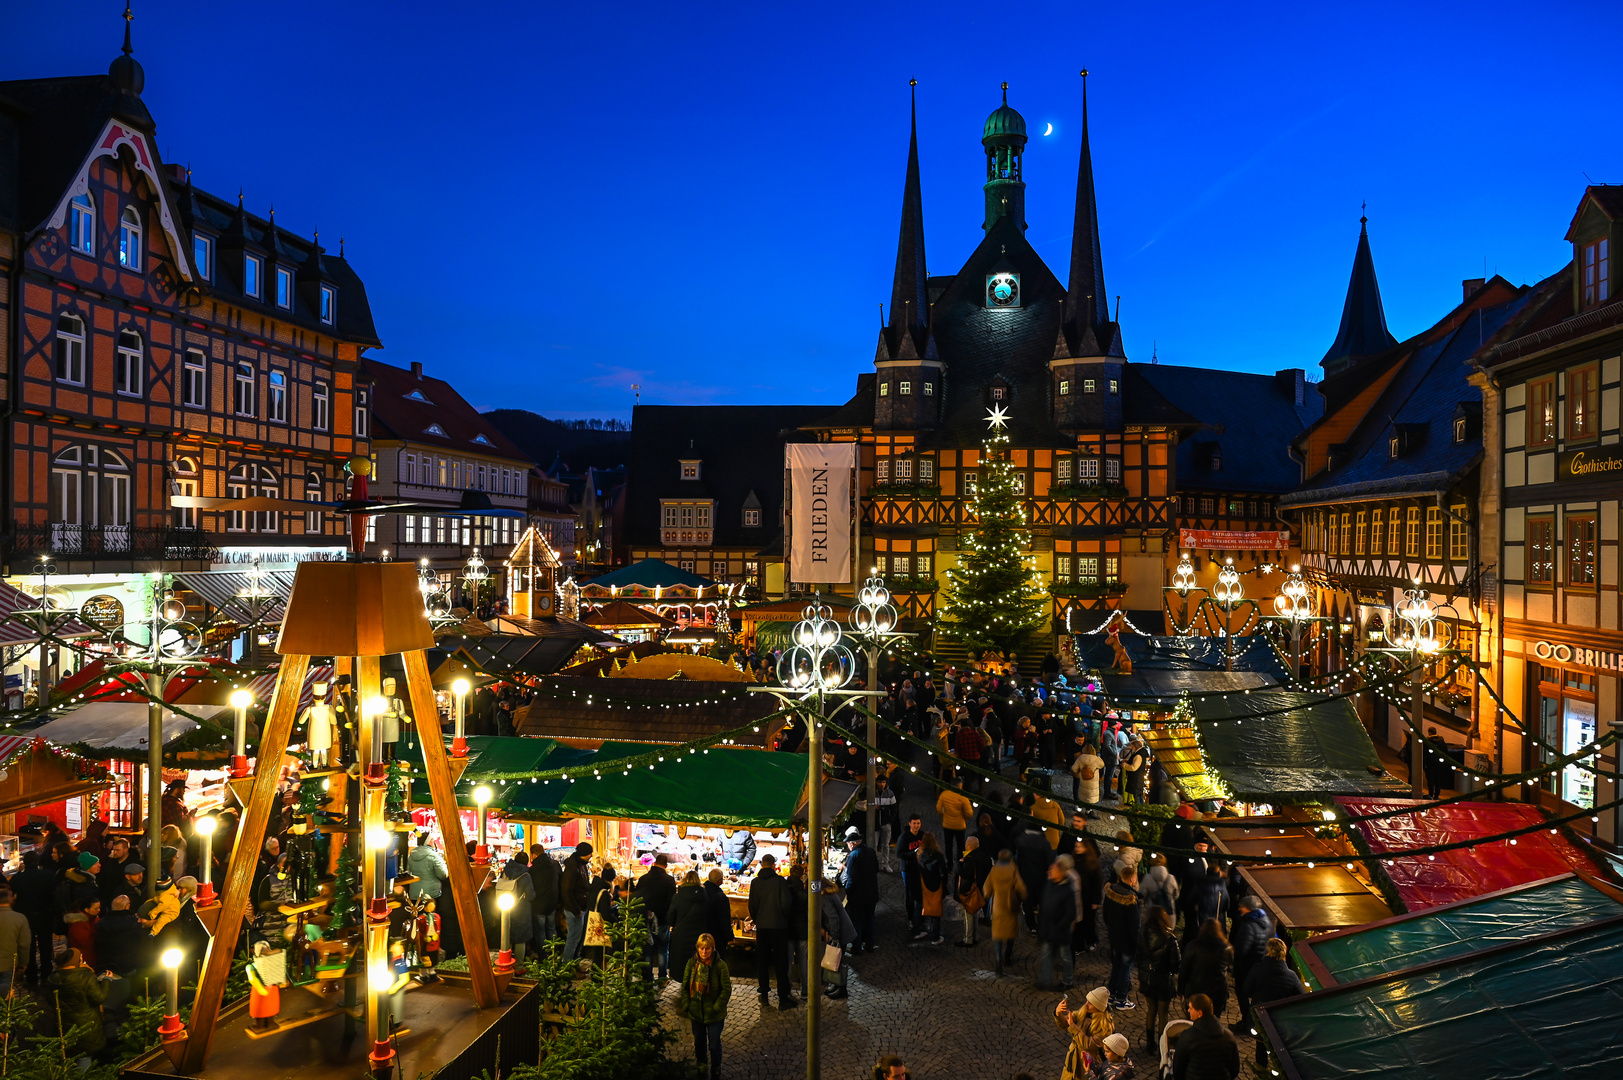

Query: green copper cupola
982,82,1027,232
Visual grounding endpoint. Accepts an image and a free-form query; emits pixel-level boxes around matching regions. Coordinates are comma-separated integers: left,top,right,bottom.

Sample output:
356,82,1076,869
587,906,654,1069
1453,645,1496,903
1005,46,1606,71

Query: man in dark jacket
746,854,797,1009
95,894,147,977
1230,896,1275,1033
560,843,593,960
631,853,676,979
1101,864,1141,1010
526,844,561,947
1243,938,1306,1066
97,839,132,905
665,875,709,981
1035,858,1076,990
840,828,880,952
1014,824,1054,932
702,869,734,951
1173,994,1241,1080
896,816,925,935
10,852,55,986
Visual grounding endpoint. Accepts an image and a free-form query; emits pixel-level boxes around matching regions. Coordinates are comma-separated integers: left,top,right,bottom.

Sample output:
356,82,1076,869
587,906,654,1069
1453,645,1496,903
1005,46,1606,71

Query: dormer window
1389,436,1400,459
425,423,447,436
472,434,493,446
1207,444,1222,472
1453,416,1467,443
990,386,1006,401
404,389,433,403
1581,237,1610,309
320,284,336,324
743,508,761,526
275,266,293,309
193,234,213,281
244,254,263,299
118,207,141,270
680,460,701,480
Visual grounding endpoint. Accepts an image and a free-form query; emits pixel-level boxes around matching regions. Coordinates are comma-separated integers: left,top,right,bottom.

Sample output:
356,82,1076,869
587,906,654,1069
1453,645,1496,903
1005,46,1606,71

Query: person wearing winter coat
1014,825,1055,932
491,859,536,961
63,898,99,972
840,828,880,952
1137,907,1182,1053
1118,740,1147,804
935,783,975,867
676,933,730,1080
1055,986,1116,1080
1071,743,1106,807
1101,866,1141,1009
1178,920,1234,1017
1037,856,1078,990
527,844,562,946
56,854,101,921
1189,864,1230,942
1091,1032,1137,1080
46,948,108,1055
1071,832,1105,954
702,869,734,952
953,836,990,946
94,894,146,977
666,873,710,984
1139,854,1181,918
747,854,796,1008
1172,994,1241,1080
818,880,857,999
560,842,594,960
1242,938,1306,1065
985,850,1026,976
631,854,675,978
1230,896,1274,1027
407,835,450,900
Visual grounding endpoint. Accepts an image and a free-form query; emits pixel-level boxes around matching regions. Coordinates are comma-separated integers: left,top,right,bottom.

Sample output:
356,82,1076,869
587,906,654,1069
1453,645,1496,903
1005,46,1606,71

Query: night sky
5,1,1620,419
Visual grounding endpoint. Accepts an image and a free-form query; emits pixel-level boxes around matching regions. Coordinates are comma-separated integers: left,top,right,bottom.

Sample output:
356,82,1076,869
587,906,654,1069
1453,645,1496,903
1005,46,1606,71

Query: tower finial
122,2,133,56
339,236,345,257
1360,199,1368,227
1001,81,1008,105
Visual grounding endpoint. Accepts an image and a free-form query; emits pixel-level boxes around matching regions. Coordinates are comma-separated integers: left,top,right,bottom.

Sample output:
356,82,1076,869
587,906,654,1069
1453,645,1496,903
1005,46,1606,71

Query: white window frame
1105,458,1121,482
193,234,212,281
313,381,331,431
923,382,934,396
234,362,256,416
879,382,889,397
275,266,293,309
118,206,142,270
355,389,370,438
1083,379,1097,394
876,459,890,482
1109,379,1120,395
895,458,913,480
680,460,701,480
1056,457,1072,482
69,193,95,255
1078,458,1099,480
114,330,143,396
1059,379,1071,396
743,508,761,526
319,284,336,325
1013,472,1027,494
899,380,912,395
920,458,934,481
182,349,207,407
244,254,263,299
305,471,324,533
268,370,288,423
55,313,86,385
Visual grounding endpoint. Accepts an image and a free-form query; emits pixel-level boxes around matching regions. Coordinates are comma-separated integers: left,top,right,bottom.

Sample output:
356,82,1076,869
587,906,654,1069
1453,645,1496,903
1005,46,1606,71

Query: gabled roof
1320,218,1399,375
623,404,831,550
361,358,530,462
1564,184,1623,240
1135,366,1324,493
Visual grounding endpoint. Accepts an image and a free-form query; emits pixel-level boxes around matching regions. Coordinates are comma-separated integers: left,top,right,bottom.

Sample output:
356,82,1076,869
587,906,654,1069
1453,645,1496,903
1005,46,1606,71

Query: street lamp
849,573,903,847
451,677,471,758
462,547,489,609
1270,566,1320,683
194,816,217,905
1368,581,1456,798
1212,559,1245,672
473,784,493,863
1163,551,1205,637
495,891,516,972
229,688,254,779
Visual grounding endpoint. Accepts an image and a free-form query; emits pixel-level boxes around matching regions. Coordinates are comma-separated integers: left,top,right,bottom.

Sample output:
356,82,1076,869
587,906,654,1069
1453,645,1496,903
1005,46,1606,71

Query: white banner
786,443,855,584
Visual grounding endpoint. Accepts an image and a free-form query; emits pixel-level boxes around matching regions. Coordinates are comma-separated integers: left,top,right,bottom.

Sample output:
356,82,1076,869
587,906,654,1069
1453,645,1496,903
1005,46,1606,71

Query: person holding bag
915,832,948,946
676,932,731,1080
582,865,617,966
818,878,856,1000
953,835,989,947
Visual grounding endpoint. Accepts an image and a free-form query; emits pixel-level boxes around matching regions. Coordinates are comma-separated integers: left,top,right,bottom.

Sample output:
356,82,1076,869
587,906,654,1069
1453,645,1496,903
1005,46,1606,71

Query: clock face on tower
986,273,1021,309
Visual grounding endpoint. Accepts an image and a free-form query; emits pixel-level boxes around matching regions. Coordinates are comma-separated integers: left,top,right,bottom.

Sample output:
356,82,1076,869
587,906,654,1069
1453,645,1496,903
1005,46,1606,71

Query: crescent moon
1043,122,1054,136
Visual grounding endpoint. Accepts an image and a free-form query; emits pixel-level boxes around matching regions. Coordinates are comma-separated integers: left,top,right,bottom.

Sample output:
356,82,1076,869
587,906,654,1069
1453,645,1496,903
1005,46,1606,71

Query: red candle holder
369,1039,396,1075
195,881,217,905
451,736,468,758
229,754,250,779
158,1013,184,1039
495,948,515,973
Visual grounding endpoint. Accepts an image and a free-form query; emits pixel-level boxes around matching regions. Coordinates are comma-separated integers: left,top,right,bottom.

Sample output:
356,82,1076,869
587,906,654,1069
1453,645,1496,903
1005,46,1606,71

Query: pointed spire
299,228,329,280
108,2,145,96
885,79,928,358
1064,68,1114,352
121,3,133,55
1320,210,1398,376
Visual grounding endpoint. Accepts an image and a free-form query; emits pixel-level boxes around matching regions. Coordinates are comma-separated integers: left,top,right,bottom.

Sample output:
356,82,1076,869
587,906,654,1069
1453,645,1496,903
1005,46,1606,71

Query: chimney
1274,368,1306,407
410,361,423,379
165,162,187,184
1462,278,1485,302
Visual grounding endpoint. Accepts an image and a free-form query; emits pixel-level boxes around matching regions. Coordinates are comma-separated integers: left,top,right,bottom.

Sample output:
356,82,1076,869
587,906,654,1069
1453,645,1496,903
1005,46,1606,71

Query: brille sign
1533,640,1623,671
1557,446,1623,483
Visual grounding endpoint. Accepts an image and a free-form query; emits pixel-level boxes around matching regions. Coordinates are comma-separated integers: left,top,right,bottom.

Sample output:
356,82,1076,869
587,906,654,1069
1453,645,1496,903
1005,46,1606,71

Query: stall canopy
580,560,718,599
1294,873,1623,990
1076,634,1288,704
0,581,99,645
172,569,295,625
1211,823,1393,935
1190,692,1404,802
1338,797,1608,911
1139,725,1229,802
434,634,594,679
28,701,218,751
1258,918,1623,1080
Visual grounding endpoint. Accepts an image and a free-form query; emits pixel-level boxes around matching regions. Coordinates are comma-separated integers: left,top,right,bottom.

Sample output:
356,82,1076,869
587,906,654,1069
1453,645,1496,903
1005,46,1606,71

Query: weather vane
985,404,1010,431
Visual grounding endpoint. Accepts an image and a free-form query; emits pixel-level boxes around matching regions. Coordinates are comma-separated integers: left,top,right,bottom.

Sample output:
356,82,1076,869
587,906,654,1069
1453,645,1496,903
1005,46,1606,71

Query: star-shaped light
985,404,1010,430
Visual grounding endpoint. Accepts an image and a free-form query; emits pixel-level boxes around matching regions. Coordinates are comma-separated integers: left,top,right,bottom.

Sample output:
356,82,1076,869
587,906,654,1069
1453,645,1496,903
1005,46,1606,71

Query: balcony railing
9,524,221,562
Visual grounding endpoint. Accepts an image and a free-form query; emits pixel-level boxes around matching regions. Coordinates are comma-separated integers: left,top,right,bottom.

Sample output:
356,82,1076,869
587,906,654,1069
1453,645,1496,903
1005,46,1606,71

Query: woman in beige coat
984,848,1026,976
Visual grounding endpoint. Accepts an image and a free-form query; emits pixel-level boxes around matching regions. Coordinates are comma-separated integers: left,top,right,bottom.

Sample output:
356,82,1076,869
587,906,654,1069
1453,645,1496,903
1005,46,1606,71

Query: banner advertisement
787,443,855,583
1179,528,1290,551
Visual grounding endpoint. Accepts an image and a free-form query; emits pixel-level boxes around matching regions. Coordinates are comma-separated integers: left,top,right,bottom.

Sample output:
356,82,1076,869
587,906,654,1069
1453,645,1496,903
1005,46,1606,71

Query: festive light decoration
940,413,1048,656
776,598,855,692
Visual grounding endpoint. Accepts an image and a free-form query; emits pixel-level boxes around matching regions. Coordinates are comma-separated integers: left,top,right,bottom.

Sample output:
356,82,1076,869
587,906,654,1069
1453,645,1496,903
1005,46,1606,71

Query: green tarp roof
399,735,810,829
1262,919,1623,1080
583,559,714,591
1298,875,1623,990
1190,691,1405,802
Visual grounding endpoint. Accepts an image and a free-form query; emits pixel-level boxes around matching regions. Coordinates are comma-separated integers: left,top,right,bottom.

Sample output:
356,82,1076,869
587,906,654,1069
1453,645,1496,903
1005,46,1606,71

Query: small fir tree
939,415,1048,657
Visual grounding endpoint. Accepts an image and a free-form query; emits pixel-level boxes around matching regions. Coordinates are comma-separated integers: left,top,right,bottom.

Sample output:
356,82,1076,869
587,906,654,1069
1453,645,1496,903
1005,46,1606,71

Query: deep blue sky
6,1,1620,419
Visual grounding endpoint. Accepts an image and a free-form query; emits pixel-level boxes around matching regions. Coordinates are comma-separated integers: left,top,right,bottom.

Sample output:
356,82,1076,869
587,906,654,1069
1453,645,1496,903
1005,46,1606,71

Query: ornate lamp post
462,548,489,611
1212,559,1245,672
1269,566,1322,683
237,557,273,663
849,573,904,848
1392,583,1449,798
1165,551,1204,635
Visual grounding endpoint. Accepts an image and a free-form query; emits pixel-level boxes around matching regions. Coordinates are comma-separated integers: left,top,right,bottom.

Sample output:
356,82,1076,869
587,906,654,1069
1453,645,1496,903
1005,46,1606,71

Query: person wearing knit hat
1054,987,1116,1080
1092,1032,1133,1080
47,947,108,1054
77,852,100,873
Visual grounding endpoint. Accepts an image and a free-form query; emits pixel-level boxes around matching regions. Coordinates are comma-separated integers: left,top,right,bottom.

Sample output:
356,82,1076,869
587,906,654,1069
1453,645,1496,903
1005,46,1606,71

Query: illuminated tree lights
940,424,1047,656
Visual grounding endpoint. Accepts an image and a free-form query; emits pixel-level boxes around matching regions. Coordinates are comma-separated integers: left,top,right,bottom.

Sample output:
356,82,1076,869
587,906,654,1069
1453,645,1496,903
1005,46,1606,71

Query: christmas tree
939,408,1049,657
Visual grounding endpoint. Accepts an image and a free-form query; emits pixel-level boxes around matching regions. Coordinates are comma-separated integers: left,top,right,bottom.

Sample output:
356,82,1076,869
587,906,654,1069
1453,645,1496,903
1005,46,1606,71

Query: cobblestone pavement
655,766,1248,1080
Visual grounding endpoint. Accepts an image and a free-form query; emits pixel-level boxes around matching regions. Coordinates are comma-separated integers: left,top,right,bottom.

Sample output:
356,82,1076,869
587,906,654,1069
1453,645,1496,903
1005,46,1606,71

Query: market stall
1337,796,1612,912
1207,817,1393,935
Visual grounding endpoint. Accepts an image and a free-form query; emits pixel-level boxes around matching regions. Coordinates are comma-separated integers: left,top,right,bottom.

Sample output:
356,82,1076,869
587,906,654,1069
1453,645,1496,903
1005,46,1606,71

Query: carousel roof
580,559,717,596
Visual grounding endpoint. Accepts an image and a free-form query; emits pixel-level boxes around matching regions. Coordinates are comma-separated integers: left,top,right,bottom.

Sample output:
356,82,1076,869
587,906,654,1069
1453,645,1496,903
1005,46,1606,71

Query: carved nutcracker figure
246,940,287,1031
301,682,335,767
380,677,407,760
412,897,441,982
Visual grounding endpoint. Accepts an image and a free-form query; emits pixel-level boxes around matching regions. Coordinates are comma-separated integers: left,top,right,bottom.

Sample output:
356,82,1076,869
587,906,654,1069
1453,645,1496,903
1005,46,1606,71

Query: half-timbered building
0,24,376,601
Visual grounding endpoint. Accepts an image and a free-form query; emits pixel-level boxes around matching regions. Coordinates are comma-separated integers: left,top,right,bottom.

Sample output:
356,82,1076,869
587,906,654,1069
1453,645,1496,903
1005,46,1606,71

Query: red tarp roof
1338,797,1604,911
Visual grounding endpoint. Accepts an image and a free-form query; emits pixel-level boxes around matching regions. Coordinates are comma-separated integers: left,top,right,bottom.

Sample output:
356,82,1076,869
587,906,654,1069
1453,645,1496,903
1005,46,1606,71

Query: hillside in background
483,409,632,472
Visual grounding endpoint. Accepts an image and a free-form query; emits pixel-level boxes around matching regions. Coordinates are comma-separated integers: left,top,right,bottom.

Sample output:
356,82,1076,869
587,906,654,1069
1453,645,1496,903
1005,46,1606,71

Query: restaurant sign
1179,529,1290,551
1557,445,1623,483
1533,639,1623,671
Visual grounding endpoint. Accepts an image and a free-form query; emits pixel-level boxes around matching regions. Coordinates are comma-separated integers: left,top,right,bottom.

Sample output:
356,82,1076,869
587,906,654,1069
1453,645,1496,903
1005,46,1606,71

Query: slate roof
361,358,531,461
1135,366,1324,493
0,69,381,345
624,404,832,551
1282,285,1539,506
1320,220,1399,373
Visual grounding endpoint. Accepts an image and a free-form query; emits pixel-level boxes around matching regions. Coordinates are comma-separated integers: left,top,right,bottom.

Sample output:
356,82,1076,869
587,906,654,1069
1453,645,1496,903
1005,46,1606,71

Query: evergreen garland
939,423,1048,656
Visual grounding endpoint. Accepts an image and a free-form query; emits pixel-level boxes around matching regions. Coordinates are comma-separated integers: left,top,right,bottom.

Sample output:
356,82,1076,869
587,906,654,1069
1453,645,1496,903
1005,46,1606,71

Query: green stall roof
1261,918,1623,1080
399,735,596,810
1191,691,1405,802
1295,873,1623,990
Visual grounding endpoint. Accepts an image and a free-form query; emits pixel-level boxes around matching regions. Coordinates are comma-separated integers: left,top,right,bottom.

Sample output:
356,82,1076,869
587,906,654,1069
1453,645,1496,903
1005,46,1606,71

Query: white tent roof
29,701,230,750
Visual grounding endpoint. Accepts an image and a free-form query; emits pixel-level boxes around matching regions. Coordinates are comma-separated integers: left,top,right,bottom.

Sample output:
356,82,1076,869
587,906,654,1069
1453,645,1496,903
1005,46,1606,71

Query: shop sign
213,546,347,568
1557,446,1623,483
1178,529,1290,551
1533,639,1623,671
1353,588,1386,607
78,594,125,632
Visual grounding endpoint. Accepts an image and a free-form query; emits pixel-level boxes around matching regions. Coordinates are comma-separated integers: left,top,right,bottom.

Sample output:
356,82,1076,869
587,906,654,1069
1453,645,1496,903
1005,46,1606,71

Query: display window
1532,663,1598,809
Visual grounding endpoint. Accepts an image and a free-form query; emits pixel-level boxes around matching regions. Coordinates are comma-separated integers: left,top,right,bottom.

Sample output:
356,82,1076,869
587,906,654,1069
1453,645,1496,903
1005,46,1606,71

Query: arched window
50,445,130,551
115,330,143,396
227,462,281,533
234,362,256,416
305,470,324,534
54,313,86,385
172,456,199,530
69,193,95,255
119,206,142,270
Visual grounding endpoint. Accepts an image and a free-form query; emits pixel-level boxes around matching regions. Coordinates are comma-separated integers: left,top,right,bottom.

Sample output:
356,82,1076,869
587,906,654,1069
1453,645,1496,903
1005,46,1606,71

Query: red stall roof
1338,797,1606,912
